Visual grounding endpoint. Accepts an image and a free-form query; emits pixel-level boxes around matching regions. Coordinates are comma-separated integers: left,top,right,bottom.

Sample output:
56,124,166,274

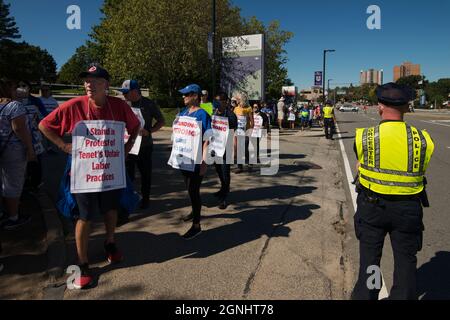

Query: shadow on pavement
70,202,320,286
417,251,450,300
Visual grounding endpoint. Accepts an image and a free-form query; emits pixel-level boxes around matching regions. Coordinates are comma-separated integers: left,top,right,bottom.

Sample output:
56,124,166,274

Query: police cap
376,82,416,107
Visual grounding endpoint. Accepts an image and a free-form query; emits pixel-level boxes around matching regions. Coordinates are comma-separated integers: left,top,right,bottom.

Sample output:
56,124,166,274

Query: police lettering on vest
355,122,434,195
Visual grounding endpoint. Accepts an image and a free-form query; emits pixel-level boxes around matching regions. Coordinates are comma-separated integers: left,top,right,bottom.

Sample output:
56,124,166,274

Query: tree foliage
59,0,294,103
0,40,57,82
0,0,20,40
58,42,103,84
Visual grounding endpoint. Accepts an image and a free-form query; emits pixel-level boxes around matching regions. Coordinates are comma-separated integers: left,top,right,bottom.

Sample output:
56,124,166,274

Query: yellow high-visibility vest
200,102,213,116
323,106,334,119
355,122,434,195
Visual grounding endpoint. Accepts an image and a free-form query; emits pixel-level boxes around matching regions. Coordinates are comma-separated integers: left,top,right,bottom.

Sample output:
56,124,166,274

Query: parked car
339,104,359,112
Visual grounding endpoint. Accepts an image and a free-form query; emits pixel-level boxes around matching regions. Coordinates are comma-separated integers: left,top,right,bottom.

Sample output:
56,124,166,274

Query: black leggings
181,170,204,224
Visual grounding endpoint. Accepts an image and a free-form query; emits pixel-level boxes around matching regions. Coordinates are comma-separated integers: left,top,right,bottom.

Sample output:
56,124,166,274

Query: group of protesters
276,98,329,131
0,64,338,286
0,64,279,288
0,78,60,273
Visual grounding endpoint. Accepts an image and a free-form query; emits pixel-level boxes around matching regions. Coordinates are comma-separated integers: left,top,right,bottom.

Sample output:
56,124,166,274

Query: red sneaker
104,242,123,264
73,264,93,290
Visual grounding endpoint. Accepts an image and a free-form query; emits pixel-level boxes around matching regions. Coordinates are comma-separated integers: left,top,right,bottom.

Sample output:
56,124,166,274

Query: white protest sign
168,116,202,172
237,115,247,136
252,114,264,138
288,113,296,121
71,120,126,193
209,115,229,158
125,107,145,156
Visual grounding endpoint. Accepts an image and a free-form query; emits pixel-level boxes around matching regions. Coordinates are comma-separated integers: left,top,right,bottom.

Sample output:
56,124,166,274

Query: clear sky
7,0,450,90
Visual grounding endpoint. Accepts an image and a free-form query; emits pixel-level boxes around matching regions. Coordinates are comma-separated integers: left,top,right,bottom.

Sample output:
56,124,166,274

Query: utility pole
212,0,216,97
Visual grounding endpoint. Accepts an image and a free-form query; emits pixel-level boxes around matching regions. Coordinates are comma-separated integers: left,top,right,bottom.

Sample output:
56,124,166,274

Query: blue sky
7,0,450,90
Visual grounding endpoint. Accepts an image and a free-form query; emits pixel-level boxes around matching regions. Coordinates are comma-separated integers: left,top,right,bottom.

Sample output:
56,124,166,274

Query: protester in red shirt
39,65,140,290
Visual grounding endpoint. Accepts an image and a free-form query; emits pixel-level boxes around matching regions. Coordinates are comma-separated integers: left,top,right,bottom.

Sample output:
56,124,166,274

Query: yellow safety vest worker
355,122,434,195
323,106,334,119
200,102,213,116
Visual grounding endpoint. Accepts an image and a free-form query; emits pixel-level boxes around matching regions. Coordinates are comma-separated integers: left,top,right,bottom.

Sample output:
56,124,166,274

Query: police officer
323,100,335,139
351,83,435,300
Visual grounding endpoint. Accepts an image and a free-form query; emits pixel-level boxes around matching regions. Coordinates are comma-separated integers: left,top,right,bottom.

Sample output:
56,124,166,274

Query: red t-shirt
40,96,140,137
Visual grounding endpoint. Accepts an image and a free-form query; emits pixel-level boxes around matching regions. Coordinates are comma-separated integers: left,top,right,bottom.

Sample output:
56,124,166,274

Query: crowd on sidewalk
0,65,336,290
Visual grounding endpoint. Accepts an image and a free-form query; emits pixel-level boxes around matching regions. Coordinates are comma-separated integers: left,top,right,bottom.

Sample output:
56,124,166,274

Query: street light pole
323,49,335,104
328,79,334,104
212,0,217,98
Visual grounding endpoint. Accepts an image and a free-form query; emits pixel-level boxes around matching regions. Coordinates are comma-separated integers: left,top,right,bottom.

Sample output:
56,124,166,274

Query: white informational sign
71,120,126,194
168,116,202,172
209,115,229,157
288,113,296,121
252,115,264,138
237,116,247,136
124,107,145,156
222,34,265,101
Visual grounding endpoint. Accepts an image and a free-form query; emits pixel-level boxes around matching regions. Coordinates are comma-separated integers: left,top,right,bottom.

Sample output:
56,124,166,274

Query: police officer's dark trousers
352,192,424,300
126,144,153,200
324,118,334,139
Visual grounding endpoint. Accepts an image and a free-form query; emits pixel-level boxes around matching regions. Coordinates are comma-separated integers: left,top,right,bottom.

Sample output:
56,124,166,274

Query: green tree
58,42,103,84
0,0,20,40
396,75,424,90
243,17,294,100
0,40,57,82
425,78,450,108
60,0,293,104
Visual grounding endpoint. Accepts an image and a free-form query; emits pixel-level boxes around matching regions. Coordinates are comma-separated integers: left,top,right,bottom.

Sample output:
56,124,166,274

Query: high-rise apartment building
360,69,384,85
393,62,421,81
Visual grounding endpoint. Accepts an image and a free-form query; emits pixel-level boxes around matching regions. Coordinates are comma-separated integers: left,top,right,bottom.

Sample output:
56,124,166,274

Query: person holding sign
120,80,165,210
252,103,269,164
233,92,254,174
211,92,237,210
169,84,211,240
39,65,140,290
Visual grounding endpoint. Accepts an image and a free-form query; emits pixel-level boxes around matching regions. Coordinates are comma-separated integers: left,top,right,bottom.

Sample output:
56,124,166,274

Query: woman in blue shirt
176,84,211,239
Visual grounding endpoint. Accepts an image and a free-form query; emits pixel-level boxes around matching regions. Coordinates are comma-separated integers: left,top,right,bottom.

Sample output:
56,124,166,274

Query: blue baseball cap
178,84,202,95
119,80,140,94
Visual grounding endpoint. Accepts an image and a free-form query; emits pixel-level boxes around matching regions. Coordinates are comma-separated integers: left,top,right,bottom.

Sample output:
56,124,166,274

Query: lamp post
211,0,217,97
323,49,335,104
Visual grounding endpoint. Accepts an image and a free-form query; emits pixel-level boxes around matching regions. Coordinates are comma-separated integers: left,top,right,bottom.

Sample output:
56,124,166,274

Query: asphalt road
336,107,450,299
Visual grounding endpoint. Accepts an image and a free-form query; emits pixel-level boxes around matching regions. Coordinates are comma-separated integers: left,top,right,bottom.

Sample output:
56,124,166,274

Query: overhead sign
221,34,265,101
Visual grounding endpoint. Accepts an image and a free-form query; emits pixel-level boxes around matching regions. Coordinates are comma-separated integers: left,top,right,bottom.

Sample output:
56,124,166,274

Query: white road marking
336,122,389,300
421,120,450,127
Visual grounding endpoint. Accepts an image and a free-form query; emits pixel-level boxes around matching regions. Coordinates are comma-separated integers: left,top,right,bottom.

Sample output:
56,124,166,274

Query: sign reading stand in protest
209,115,229,158
71,120,126,193
168,116,202,172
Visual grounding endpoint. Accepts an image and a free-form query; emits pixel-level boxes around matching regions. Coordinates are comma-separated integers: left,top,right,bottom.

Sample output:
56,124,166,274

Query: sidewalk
61,126,357,300
1,125,358,300
0,150,68,300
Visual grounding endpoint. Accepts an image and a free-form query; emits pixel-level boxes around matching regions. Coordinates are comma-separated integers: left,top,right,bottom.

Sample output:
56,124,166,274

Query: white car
339,105,359,112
